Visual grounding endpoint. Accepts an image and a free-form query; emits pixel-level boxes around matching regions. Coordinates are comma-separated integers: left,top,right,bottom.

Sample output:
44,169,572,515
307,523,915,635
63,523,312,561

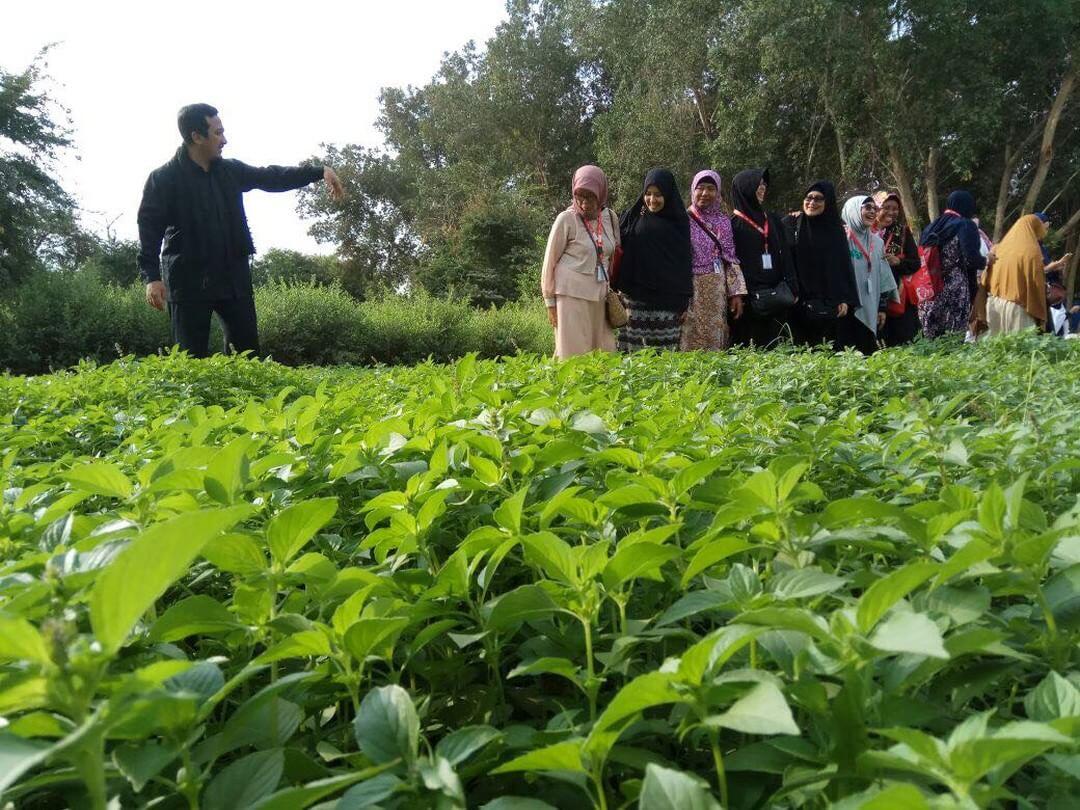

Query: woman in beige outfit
541,165,618,358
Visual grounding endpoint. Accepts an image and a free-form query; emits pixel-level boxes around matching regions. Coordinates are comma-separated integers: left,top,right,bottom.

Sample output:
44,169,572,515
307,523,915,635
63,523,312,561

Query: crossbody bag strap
688,210,726,251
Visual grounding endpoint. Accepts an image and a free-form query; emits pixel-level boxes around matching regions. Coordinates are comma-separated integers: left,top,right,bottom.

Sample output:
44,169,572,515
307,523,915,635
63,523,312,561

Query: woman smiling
540,165,619,358
613,168,693,352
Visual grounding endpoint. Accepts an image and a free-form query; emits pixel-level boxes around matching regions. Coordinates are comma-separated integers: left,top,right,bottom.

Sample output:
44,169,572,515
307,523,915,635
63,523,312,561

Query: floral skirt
617,297,683,352
680,273,732,350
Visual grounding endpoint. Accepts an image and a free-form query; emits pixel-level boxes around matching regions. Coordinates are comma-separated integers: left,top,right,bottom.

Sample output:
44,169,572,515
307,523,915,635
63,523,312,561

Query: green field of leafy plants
3,335,1080,809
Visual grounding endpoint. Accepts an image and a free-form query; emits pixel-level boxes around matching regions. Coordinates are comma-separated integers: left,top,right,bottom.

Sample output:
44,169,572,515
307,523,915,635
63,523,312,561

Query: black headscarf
731,168,770,227
787,180,858,306
920,190,977,247
616,168,693,310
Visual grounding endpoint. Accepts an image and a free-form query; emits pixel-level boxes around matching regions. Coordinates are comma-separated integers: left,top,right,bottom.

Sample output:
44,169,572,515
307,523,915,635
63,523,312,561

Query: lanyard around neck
732,209,769,249
577,210,605,266
846,226,872,271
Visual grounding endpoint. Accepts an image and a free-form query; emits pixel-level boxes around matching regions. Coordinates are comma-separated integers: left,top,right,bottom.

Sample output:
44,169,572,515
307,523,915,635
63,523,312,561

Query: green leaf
670,457,726,498
480,800,558,810
869,611,949,659
1044,564,1080,629
249,770,389,810
603,543,680,590
639,763,722,810
336,772,404,809
90,506,252,654
521,531,577,585
0,615,51,665
204,436,253,504
830,783,930,810
591,672,681,736
683,535,755,586
203,748,284,810
113,742,179,793
598,484,661,510
768,567,847,601
435,725,501,767
708,682,799,736
493,487,528,535
353,685,419,766
202,533,267,575
148,595,239,642
948,720,1070,783
492,739,586,774
508,657,582,688
267,497,338,566
0,732,54,795
486,584,559,632
62,461,133,500
1024,672,1080,722
855,561,938,634
733,607,830,641
343,617,409,662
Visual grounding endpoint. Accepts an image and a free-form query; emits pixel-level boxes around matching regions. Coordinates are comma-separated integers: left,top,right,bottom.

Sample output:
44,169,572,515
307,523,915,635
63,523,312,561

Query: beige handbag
605,289,628,328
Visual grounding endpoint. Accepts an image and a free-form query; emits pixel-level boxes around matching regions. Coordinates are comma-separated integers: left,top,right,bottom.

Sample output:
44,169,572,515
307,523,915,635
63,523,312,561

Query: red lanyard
577,211,605,266
732,209,769,250
846,227,872,271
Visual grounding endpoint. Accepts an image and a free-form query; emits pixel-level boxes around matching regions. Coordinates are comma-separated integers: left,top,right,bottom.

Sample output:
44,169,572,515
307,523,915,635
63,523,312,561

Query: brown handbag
605,289,628,328
603,208,628,327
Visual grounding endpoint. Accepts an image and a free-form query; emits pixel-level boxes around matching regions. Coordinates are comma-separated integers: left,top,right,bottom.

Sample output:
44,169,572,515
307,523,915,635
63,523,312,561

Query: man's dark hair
177,103,219,144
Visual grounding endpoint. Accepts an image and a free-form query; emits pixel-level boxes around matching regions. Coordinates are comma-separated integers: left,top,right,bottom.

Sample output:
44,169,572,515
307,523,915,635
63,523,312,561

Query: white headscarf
842,195,898,335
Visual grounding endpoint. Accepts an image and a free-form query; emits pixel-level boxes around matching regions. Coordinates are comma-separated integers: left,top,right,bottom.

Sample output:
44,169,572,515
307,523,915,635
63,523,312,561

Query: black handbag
748,280,796,316
802,298,835,322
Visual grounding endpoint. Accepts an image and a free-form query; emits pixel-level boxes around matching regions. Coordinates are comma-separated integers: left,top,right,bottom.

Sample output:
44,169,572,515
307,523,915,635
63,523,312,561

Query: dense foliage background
3,1,1079,326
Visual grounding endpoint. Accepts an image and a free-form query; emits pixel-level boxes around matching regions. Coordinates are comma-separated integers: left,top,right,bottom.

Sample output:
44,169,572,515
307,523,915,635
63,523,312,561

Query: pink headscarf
571,165,609,208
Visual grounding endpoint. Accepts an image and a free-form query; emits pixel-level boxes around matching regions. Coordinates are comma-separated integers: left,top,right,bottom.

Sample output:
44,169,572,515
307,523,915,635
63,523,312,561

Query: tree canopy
301,0,1080,300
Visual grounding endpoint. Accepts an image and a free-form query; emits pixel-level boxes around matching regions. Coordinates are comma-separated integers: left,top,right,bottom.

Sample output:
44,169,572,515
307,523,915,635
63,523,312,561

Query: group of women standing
541,165,1071,359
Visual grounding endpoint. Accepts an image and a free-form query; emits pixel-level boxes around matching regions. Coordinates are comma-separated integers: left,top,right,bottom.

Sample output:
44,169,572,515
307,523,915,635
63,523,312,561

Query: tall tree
0,50,77,285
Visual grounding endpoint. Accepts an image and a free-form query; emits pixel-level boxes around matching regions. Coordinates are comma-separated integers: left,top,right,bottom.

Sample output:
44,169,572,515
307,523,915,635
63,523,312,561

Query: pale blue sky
3,0,508,254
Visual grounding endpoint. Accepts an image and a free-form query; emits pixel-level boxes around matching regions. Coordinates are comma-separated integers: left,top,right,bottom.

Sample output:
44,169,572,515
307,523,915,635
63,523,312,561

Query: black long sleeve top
137,146,323,301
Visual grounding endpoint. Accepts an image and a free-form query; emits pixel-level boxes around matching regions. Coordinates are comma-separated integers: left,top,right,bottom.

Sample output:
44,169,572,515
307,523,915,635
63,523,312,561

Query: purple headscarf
687,169,738,272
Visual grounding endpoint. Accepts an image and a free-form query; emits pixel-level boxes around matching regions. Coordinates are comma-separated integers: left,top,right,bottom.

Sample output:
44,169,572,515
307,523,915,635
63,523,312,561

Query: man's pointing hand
323,167,345,201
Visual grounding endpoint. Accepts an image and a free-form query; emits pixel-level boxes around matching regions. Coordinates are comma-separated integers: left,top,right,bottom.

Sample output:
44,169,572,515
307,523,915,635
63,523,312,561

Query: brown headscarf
988,214,1050,324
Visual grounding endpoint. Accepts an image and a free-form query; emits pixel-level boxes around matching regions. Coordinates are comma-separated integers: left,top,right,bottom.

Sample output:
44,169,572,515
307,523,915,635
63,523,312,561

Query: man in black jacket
137,103,344,357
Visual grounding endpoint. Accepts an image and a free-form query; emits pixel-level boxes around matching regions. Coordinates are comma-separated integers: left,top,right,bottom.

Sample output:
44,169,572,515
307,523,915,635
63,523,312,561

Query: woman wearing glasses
540,165,620,358
839,194,898,355
784,180,859,349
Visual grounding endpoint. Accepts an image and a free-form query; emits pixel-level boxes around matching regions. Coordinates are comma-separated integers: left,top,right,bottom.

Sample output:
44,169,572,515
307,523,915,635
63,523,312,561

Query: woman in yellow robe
986,214,1049,335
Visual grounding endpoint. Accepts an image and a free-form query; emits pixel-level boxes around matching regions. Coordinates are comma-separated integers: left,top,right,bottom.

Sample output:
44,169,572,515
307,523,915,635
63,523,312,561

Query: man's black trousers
168,297,260,358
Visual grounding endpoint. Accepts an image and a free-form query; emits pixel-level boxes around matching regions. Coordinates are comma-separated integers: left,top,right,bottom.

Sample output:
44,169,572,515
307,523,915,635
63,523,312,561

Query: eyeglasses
804,194,825,203
861,202,879,211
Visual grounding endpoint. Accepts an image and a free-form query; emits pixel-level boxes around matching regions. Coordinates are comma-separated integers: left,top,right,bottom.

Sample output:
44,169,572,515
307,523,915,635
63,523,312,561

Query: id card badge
761,253,773,270
596,262,608,283
712,258,723,275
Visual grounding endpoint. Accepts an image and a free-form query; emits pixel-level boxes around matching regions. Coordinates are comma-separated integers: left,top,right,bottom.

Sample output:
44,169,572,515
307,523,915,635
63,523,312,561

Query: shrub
255,281,365,365
1,274,552,373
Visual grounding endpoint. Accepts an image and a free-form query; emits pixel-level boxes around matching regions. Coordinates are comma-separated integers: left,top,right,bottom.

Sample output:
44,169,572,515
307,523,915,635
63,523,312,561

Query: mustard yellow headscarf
988,214,1049,325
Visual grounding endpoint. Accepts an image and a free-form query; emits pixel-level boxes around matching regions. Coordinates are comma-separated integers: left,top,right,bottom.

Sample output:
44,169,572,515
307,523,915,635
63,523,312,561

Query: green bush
254,282,365,365
1,274,551,373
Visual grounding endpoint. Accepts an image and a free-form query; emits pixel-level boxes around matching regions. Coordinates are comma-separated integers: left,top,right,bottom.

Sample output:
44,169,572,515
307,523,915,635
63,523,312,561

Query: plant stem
582,616,598,722
71,733,108,810
708,727,729,808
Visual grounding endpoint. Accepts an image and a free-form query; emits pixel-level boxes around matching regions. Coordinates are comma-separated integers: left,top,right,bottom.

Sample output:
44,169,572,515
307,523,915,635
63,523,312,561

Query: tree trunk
992,118,1046,241
887,146,921,232
691,87,715,141
1022,68,1077,214
1059,206,1080,237
925,147,940,222
1065,230,1079,308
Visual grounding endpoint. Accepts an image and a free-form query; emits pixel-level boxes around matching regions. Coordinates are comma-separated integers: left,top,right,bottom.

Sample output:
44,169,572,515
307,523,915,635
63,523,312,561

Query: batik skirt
617,297,683,352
